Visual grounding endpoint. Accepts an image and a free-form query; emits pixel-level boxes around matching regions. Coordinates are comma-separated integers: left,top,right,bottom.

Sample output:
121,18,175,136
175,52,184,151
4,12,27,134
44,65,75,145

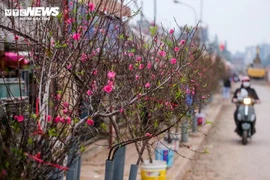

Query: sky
129,0,270,54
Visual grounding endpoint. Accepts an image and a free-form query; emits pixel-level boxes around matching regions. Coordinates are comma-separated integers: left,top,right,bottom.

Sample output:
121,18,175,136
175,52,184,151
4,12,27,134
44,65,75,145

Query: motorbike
234,89,257,145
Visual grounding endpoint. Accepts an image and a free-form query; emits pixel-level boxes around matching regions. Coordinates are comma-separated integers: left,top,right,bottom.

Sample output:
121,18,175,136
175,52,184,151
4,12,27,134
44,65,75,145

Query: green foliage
80,145,86,153
149,26,157,36
48,128,58,137
27,137,33,145
205,120,213,125
119,34,125,40
100,123,107,131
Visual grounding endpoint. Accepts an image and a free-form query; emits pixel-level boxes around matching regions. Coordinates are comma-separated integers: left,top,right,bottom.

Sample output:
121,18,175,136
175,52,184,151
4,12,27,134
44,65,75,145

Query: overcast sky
129,0,270,54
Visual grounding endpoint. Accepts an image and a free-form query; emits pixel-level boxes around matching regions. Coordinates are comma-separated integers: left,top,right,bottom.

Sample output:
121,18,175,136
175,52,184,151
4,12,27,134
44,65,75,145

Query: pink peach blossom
14,115,24,122
88,3,95,12
128,52,134,57
93,70,98,75
81,53,87,62
135,75,139,81
54,116,61,123
63,109,68,114
136,56,142,62
72,33,80,41
129,64,133,70
103,84,113,93
66,18,72,25
14,35,19,41
60,117,65,123
65,116,71,124
158,51,166,57
63,102,69,108
145,83,151,88
174,47,179,52
87,90,92,96
147,62,152,69
67,64,72,69
145,132,152,137
169,29,174,34
47,115,51,122
87,119,94,126
179,39,185,45
107,71,116,79
119,108,124,113
170,58,177,64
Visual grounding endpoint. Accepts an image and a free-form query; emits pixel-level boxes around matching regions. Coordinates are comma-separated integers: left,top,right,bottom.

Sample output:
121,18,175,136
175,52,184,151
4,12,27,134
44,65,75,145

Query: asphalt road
184,80,270,180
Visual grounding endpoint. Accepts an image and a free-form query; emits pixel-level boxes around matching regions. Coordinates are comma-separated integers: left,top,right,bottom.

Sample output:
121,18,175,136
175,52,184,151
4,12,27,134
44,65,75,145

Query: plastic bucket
164,133,180,151
155,142,175,168
141,160,167,180
196,113,206,126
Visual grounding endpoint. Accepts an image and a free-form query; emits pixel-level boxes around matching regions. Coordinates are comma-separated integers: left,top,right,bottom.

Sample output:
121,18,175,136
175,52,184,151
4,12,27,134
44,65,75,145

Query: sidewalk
80,88,233,180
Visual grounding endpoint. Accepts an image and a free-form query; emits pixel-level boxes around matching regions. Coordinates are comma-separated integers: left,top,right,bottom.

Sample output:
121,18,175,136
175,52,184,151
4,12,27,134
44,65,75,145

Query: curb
170,84,237,180
167,93,224,180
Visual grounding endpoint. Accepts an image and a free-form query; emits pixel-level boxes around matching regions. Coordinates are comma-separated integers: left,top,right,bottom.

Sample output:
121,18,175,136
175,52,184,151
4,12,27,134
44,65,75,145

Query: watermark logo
5,7,59,20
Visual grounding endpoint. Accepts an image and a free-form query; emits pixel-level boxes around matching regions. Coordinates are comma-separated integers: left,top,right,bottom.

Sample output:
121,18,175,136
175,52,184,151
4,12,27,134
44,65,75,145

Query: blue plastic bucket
155,142,175,168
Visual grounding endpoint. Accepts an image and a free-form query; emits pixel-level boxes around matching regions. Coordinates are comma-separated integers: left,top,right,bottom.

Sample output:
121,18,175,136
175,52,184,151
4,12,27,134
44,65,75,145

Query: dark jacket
223,78,231,88
232,86,259,101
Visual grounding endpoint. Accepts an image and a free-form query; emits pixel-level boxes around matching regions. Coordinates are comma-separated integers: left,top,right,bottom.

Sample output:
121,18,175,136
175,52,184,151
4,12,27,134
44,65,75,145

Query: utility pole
154,0,156,26
200,0,203,23
140,1,143,23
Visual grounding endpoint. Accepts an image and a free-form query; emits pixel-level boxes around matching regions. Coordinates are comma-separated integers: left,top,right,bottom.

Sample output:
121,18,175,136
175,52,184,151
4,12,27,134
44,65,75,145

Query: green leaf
154,120,158,129
81,70,85,76
31,113,37,119
149,26,157,36
130,48,136,53
28,137,33,145
100,123,107,131
48,128,57,137
128,35,133,41
205,120,213,125
5,161,9,168
166,40,173,48
180,77,187,83
56,12,63,19
80,145,86,153
119,34,125,40
143,43,149,49
203,146,210,154
74,118,79,124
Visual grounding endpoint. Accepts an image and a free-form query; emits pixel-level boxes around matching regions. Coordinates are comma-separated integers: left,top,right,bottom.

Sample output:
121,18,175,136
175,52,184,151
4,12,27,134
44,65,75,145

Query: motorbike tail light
243,98,251,105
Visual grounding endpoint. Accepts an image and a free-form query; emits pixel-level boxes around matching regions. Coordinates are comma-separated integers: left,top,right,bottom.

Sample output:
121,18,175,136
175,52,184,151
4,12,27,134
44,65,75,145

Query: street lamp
173,0,198,25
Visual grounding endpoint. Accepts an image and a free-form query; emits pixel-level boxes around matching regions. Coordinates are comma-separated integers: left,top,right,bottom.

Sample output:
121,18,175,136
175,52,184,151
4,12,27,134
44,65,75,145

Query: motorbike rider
232,76,260,134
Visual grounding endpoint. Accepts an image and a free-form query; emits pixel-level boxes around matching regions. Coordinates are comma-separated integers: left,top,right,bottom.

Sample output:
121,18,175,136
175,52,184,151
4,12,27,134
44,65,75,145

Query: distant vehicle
247,46,266,79
247,63,266,79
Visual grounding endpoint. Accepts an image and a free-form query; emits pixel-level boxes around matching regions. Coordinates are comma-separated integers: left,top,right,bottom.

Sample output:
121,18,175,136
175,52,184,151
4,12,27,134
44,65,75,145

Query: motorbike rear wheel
242,130,248,145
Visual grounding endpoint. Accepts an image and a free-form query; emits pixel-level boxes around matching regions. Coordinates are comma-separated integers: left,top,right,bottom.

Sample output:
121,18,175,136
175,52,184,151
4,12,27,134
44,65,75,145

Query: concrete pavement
184,81,270,180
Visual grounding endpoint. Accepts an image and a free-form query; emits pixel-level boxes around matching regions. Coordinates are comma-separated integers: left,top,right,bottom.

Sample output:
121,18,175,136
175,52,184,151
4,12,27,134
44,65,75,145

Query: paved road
184,81,270,180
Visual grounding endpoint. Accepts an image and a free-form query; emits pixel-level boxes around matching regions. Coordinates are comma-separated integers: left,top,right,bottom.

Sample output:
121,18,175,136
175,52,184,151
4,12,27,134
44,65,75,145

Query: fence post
128,164,138,180
105,160,114,180
181,121,188,142
112,146,126,180
66,145,81,180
